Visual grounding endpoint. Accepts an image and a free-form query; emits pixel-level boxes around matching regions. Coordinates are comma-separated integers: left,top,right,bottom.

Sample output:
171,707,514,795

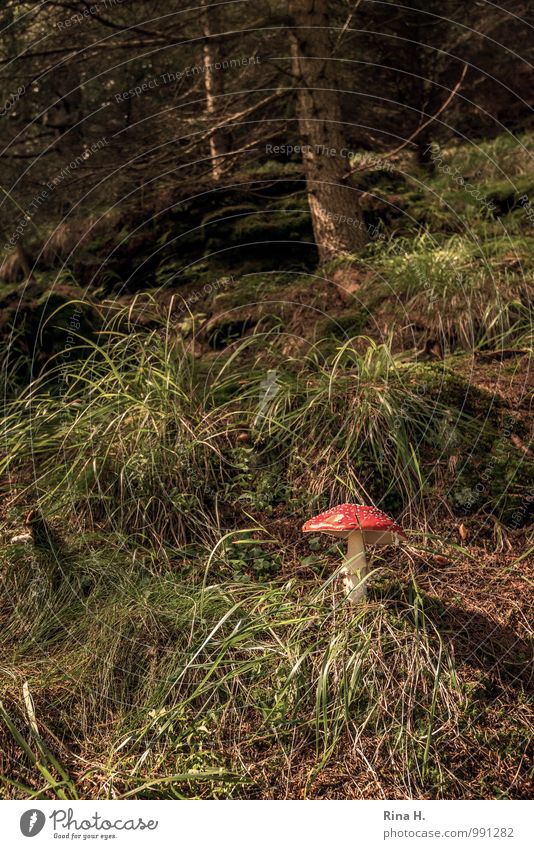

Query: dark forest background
1,0,533,295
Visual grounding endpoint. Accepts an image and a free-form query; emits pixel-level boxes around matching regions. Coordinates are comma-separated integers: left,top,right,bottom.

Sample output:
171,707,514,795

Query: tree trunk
289,0,366,262
201,0,229,181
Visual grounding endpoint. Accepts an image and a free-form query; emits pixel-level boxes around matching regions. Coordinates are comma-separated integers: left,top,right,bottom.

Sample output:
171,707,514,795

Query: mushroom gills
343,530,368,602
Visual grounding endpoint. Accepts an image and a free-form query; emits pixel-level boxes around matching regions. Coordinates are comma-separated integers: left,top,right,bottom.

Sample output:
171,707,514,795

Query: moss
200,199,315,272
400,362,533,521
320,312,370,341
203,203,312,245
450,441,534,526
356,167,409,194
488,451,534,526
0,278,97,384
233,208,311,241
201,203,259,229
211,271,293,311
401,363,502,424
206,315,259,349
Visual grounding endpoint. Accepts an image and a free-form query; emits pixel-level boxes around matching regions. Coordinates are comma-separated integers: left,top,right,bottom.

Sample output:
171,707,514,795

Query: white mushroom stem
342,530,368,603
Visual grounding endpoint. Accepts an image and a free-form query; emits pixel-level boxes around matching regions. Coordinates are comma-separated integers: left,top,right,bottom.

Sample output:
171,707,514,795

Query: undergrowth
1,129,533,801
0,537,469,799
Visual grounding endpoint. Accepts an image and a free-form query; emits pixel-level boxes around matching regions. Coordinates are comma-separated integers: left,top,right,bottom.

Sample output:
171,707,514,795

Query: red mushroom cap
302,503,406,538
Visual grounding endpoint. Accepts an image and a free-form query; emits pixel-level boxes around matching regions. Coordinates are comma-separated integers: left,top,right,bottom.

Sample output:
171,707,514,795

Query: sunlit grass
362,233,533,350
0,533,468,799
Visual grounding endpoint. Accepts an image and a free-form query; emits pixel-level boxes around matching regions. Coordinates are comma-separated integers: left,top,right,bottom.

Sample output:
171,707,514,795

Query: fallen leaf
511,434,530,455
431,554,451,566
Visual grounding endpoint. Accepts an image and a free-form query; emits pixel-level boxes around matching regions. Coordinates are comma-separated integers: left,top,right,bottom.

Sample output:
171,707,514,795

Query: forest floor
0,131,532,800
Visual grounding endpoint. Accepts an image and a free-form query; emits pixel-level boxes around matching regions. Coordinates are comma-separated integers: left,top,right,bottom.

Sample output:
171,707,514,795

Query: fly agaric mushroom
302,503,406,603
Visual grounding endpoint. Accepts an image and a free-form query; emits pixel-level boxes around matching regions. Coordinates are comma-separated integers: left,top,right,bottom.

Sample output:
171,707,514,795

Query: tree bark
201,0,230,181
289,0,366,263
